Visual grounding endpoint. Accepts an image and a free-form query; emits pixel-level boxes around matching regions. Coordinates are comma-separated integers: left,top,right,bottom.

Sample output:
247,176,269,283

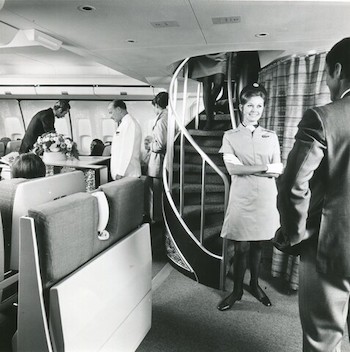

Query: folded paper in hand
0,151,19,166
266,162,283,174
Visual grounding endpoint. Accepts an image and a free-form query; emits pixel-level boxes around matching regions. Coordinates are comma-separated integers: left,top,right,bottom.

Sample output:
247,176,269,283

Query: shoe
250,285,272,307
217,291,243,311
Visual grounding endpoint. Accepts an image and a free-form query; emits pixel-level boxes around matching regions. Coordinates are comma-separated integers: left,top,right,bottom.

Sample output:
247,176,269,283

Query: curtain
258,52,330,291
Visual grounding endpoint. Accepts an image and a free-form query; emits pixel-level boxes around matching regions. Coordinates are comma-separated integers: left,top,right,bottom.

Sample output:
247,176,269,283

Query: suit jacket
276,93,350,276
19,108,55,153
148,109,168,178
110,114,142,179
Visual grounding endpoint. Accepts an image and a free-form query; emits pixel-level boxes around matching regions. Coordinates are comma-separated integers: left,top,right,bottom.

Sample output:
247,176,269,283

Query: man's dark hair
54,100,71,112
326,37,350,80
111,100,127,110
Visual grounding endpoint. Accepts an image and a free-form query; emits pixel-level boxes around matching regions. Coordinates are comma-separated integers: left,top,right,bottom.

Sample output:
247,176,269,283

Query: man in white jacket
108,100,142,179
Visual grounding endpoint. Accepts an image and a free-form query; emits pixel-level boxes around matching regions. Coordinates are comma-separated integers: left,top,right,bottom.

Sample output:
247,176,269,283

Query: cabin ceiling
0,0,350,89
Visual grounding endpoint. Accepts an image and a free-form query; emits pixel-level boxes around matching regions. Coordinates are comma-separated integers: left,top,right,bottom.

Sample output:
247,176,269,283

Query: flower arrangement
33,132,79,160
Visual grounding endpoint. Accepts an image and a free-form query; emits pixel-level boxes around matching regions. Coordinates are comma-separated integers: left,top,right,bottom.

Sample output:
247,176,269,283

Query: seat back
96,177,144,252
0,142,5,157
0,178,29,271
5,140,21,154
17,177,151,352
102,144,111,156
0,171,86,272
0,211,19,312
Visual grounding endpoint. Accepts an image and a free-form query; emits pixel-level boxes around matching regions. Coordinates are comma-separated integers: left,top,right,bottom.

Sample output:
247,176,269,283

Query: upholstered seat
17,177,151,351
0,171,86,272
0,142,5,157
97,177,144,250
5,140,21,155
0,178,28,272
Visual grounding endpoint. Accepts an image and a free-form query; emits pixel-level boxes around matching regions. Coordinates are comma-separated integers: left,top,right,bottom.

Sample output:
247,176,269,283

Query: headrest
91,191,110,241
98,178,144,242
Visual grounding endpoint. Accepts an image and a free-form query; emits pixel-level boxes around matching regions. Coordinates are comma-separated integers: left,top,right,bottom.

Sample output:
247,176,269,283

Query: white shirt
110,114,142,179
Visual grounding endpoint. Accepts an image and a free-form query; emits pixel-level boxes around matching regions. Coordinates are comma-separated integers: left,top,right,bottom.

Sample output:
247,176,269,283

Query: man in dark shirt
19,100,70,153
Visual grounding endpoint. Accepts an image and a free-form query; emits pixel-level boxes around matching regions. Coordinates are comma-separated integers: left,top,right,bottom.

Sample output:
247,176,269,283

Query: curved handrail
227,52,237,129
164,57,231,289
167,58,230,209
163,159,221,260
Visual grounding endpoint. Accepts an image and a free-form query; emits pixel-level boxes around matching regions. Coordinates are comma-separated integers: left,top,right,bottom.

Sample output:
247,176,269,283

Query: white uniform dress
219,124,281,241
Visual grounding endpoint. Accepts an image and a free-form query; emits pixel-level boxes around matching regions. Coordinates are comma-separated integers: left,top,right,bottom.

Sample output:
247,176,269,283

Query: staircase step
173,163,227,174
174,152,223,165
183,204,225,217
173,171,225,185
191,137,222,148
172,183,225,193
200,113,231,121
172,191,225,207
175,145,220,155
194,224,222,239
188,129,225,137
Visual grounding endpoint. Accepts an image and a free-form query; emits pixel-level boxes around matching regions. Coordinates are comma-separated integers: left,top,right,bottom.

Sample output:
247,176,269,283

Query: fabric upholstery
28,192,98,291
0,142,4,157
27,177,144,309
0,178,28,270
98,177,144,251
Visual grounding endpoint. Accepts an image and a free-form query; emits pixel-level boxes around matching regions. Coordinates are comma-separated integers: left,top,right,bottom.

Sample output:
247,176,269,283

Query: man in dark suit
276,38,350,351
19,100,70,153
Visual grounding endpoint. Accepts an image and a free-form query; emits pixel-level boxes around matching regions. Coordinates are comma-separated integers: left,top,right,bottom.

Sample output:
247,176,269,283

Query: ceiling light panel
212,16,241,24
150,21,180,28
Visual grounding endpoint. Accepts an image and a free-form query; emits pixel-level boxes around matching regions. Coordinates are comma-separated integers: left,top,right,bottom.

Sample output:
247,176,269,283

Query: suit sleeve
277,108,326,246
41,112,55,133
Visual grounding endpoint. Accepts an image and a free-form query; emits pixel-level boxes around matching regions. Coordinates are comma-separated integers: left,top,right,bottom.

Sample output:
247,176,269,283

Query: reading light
78,5,96,12
255,32,269,38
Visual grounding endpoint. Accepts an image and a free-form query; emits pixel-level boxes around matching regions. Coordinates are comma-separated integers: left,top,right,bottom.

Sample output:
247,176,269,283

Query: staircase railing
164,56,232,289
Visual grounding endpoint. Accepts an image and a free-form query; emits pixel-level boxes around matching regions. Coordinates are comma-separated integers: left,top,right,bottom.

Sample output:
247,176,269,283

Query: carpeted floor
138,263,350,352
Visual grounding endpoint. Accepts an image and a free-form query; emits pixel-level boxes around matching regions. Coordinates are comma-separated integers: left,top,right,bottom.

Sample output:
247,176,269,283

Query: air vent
151,21,179,28
212,16,241,25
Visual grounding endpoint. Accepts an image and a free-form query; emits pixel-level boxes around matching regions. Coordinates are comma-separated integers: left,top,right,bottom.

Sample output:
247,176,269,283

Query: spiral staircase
162,55,233,290
162,51,261,290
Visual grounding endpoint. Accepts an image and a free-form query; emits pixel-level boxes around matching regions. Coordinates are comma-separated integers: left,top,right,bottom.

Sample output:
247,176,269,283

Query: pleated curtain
258,52,330,291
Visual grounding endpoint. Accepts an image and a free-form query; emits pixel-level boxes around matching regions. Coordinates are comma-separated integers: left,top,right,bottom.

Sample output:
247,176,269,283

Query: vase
42,151,67,163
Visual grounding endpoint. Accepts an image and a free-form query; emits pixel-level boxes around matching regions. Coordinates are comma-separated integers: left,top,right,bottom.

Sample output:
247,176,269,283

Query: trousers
299,245,350,352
